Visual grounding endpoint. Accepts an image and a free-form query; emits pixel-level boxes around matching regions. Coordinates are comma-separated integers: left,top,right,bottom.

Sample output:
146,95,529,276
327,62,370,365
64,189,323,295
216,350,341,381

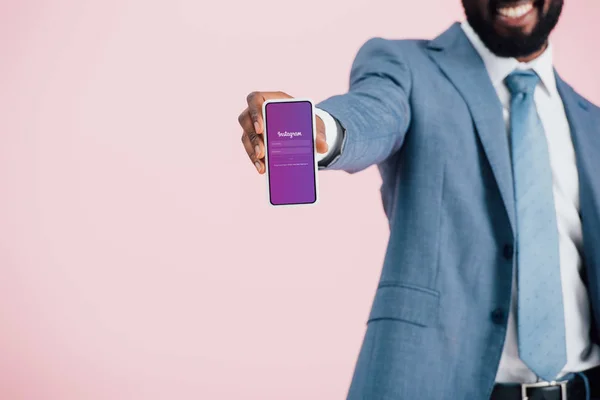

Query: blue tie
505,70,567,381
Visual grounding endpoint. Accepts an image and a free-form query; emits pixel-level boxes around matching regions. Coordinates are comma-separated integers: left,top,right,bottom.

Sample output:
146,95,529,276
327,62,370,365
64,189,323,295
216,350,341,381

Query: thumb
315,116,328,154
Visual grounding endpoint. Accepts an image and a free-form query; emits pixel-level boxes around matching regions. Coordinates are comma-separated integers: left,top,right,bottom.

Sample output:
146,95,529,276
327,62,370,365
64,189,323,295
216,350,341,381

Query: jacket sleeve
316,37,413,173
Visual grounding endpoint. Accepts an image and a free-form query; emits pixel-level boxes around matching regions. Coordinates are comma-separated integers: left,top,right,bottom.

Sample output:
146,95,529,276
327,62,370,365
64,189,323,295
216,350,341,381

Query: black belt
491,365,600,400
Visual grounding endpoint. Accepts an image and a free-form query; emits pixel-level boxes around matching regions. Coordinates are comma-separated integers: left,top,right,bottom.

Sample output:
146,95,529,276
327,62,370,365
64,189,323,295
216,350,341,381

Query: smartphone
262,98,319,206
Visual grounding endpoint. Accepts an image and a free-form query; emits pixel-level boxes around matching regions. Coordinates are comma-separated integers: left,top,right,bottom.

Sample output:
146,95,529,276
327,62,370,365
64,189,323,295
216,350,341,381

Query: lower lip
496,6,537,27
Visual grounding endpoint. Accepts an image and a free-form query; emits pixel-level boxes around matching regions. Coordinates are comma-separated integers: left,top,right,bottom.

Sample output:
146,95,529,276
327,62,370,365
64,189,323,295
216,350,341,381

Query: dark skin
239,0,553,173
464,0,554,62
238,92,327,174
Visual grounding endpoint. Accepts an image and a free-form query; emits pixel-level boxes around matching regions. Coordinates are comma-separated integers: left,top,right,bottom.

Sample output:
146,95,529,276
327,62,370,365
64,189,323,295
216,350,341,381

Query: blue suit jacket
317,23,600,400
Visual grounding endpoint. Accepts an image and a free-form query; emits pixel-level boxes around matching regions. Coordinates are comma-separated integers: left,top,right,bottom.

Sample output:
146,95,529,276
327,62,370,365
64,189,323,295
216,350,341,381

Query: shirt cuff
315,107,344,167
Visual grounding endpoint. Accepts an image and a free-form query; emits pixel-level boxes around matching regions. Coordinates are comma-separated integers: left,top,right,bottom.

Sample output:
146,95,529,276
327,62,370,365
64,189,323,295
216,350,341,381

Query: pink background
1,1,599,399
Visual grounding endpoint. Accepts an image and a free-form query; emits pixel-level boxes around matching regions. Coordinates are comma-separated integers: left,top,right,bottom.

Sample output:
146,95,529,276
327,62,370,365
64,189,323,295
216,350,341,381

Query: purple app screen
265,101,316,205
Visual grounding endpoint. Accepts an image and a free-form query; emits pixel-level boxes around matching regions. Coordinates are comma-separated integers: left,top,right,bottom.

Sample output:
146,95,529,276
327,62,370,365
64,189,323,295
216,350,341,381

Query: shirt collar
460,20,557,97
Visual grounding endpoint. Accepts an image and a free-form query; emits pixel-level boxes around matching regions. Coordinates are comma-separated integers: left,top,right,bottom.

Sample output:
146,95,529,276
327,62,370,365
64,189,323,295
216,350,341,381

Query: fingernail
255,145,260,157
254,121,260,133
255,161,261,172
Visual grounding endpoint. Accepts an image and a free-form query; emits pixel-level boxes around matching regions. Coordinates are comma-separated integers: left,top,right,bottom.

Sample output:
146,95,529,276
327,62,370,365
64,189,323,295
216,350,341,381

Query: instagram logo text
277,131,303,138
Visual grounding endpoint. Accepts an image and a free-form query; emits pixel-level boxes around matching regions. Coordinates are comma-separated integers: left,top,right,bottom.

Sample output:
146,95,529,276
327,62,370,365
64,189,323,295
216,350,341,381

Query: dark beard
463,0,563,58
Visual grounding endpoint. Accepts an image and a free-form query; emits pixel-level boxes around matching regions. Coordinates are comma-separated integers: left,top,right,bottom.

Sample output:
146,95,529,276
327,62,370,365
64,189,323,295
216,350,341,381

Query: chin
464,0,563,58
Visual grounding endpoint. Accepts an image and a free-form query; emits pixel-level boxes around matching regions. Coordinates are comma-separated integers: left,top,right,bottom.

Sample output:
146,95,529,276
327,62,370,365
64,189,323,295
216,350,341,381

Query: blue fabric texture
506,70,567,381
316,23,600,400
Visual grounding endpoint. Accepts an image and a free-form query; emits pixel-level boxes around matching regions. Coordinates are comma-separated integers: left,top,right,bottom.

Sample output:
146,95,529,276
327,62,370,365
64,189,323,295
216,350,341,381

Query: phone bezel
262,98,320,207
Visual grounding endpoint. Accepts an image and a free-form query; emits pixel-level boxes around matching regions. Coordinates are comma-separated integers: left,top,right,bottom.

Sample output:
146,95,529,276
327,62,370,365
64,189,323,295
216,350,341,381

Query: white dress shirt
317,21,600,383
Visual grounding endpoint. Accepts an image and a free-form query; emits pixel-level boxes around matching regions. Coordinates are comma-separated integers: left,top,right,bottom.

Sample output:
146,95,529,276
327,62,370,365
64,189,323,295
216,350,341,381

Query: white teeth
497,2,534,18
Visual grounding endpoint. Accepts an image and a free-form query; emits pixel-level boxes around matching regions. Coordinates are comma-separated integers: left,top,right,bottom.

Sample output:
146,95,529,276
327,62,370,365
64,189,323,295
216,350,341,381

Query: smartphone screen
264,100,317,206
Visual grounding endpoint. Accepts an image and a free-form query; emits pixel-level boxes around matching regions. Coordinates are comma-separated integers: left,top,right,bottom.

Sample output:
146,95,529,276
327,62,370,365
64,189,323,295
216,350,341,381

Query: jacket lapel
426,23,516,235
556,75,600,314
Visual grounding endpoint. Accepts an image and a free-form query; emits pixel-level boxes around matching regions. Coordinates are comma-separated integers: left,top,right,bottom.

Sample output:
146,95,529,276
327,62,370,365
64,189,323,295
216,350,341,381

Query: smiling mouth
497,1,534,18
491,0,542,28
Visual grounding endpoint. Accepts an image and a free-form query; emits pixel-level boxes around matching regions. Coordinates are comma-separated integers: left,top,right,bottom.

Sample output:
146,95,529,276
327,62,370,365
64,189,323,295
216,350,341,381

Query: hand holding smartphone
262,99,319,206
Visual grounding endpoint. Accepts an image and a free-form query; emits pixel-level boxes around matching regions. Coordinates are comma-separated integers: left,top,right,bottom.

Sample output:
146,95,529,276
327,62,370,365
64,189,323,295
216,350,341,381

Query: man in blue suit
238,0,600,398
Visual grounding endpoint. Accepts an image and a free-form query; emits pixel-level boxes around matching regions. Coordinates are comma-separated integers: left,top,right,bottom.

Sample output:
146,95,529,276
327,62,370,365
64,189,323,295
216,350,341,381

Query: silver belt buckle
521,380,568,400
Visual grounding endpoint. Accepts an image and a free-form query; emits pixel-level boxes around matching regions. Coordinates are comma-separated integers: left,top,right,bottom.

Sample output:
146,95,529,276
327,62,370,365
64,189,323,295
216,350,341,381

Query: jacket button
503,244,514,260
491,308,506,325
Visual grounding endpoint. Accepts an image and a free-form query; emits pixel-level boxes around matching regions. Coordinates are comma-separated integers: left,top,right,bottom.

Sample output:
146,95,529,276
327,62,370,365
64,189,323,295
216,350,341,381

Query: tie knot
504,70,540,95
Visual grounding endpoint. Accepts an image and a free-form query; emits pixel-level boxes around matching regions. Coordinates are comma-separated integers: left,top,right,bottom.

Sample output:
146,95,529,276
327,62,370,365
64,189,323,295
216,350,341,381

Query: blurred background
1,0,599,399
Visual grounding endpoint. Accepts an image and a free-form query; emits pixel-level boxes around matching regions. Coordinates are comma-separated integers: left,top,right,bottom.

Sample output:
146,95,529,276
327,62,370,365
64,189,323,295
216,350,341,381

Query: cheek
480,1,492,16
542,0,562,16
541,1,551,15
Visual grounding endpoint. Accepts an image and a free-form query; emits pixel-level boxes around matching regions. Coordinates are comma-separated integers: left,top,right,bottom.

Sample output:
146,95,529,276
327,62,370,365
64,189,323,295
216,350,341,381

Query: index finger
246,91,290,134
